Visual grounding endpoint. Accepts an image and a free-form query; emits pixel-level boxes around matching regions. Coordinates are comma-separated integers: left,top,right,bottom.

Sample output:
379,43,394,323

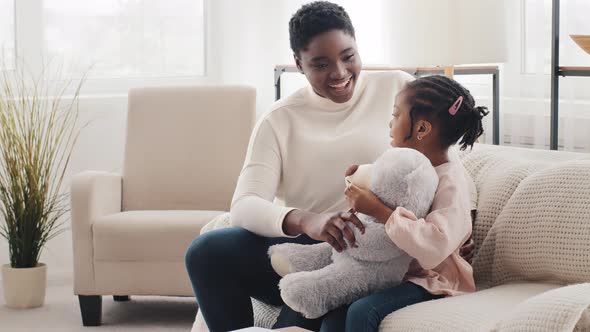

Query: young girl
339,75,488,332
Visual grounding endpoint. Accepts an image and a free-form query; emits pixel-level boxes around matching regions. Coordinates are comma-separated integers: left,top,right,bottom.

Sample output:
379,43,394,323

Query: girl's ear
415,119,433,140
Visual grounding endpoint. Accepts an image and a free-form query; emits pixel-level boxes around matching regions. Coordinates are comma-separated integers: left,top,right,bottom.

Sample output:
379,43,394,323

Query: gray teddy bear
268,148,439,319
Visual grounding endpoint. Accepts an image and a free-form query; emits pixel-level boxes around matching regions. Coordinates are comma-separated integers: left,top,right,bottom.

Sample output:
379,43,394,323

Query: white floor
0,275,197,332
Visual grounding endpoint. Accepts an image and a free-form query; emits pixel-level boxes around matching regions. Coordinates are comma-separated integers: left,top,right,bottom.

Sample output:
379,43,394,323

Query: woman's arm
283,209,365,252
230,118,365,249
230,119,294,237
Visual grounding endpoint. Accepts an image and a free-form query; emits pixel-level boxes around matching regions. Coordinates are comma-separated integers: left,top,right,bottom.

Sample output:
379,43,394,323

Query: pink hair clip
449,96,463,116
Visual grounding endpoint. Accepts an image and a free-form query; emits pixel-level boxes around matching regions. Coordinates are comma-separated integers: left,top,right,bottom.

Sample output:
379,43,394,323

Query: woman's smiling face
296,29,362,104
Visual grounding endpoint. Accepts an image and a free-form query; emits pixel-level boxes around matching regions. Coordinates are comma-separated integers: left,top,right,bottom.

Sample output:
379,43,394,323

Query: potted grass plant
0,63,85,309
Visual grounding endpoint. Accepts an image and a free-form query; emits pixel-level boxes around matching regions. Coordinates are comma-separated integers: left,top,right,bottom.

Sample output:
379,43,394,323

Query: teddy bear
267,147,439,319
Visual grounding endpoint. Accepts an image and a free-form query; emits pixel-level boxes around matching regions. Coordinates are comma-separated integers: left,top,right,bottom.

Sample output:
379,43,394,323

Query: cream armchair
70,86,256,326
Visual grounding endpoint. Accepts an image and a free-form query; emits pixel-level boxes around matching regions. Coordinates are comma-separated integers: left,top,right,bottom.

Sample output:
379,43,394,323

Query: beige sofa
70,85,256,326
193,143,590,332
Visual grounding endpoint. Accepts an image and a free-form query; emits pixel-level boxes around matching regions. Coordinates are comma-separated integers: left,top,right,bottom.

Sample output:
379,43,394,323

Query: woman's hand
300,211,365,252
345,184,392,224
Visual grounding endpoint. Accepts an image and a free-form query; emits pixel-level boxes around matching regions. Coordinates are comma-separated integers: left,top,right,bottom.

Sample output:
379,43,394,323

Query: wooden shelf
274,64,500,145
559,66,590,70
275,64,499,73
558,66,590,77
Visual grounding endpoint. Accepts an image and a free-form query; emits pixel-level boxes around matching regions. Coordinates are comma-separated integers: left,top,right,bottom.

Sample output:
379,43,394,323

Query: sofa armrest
70,171,122,295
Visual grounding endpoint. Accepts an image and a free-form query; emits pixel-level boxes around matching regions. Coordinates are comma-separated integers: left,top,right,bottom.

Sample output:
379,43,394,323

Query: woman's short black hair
289,1,355,57
403,75,489,151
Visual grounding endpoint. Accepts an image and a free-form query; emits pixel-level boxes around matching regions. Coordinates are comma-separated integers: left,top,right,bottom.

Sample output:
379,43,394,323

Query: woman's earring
417,135,422,141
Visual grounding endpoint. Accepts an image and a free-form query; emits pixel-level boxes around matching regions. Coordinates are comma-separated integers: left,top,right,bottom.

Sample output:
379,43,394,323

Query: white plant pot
2,263,47,309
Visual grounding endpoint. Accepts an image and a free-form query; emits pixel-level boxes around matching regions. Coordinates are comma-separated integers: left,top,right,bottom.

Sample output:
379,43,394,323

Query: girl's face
389,91,415,149
295,29,362,104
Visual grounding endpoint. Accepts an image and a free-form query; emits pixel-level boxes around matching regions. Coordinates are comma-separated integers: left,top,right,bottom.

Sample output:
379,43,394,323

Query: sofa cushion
93,210,224,261
379,283,560,332
459,144,587,251
491,283,590,332
474,160,590,288
459,144,590,288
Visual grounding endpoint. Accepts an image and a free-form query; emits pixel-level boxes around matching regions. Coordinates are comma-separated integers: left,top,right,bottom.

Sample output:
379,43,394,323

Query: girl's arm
344,184,394,224
384,177,472,270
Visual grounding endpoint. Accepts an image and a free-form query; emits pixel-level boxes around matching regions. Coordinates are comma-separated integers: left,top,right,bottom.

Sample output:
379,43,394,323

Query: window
523,0,590,74
0,0,15,70
0,0,205,81
43,0,205,78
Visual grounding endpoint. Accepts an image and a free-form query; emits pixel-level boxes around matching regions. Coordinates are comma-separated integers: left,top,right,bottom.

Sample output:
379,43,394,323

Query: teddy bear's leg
345,222,411,263
268,242,333,277
279,258,371,319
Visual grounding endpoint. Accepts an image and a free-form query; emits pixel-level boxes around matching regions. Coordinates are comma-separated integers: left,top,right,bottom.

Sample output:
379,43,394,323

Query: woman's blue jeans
185,227,439,332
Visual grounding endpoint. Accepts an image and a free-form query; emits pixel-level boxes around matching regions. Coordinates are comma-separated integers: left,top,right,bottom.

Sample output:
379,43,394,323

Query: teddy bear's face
349,148,439,220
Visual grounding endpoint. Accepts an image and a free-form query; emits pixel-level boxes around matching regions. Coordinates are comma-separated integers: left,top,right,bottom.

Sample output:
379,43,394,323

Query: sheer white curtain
503,0,590,151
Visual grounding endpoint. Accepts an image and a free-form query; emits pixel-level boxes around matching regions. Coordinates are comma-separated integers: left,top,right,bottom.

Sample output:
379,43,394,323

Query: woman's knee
184,227,257,275
346,297,381,332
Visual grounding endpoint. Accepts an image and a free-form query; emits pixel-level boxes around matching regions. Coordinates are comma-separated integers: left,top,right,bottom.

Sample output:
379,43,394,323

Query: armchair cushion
93,210,223,262
123,86,255,212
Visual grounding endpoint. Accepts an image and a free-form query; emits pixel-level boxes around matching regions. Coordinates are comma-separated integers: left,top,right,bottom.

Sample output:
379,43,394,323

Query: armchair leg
113,295,130,302
78,295,102,326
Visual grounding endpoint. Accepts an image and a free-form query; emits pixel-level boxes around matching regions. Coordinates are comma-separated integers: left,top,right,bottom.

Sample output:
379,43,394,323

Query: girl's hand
301,211,365,252
345,164,359,177
345,184,389,222
460,238,476,264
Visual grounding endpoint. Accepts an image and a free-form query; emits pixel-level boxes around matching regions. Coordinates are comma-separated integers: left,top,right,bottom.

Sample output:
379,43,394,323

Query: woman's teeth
329,78,351,89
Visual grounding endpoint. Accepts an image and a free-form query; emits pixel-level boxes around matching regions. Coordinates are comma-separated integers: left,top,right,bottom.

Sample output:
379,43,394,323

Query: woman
185,2,474,331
